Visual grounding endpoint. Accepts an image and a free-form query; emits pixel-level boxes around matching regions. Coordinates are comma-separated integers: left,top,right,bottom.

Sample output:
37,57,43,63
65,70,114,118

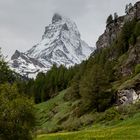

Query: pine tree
125,4,129,14
0,49,15,84
106,14,113,25
80,64,111,112
114,12,118,22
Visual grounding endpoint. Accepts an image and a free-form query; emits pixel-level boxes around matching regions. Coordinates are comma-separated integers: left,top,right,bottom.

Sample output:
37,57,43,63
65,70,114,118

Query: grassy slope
36,112,140,140
35,88,140,140
36,90,81,133
36,90,67,132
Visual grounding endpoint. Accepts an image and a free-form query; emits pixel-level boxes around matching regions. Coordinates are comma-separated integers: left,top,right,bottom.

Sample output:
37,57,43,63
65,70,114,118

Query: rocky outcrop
96,16,124,49
117,73,140,105
125,1,140,21
96,1,140,50
117,89,140,105
52,13,62,24
118,37,140,76
11,50,21,60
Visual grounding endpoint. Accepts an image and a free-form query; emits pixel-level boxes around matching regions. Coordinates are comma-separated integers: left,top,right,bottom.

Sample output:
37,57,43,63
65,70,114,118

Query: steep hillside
34,1,140,135
35,88,140,138
96,1,140,49
36,90,75,133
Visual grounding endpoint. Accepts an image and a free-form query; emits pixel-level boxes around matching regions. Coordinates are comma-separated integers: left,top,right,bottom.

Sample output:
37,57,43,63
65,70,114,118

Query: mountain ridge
10,13,94,78
96,1,140,50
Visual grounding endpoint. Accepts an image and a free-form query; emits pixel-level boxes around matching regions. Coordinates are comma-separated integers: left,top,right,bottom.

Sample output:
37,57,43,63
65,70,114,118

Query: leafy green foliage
134,21,140,37
0,83,35,140
64,61,87,101
0,50,16,84
22,64,82,104
79,64,113,112
117,19,136,54
129,34,136,45
32,65,78,103
0,50,36,140
135,64,140,74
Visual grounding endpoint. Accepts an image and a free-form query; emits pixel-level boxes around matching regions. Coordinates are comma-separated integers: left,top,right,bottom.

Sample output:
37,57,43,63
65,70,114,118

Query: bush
135,64,140,74
134,22,140,37
135,101,140,110
98,108,119,122
129,35,136,45
0,83,36,140
117,105,137,119
62,117,82,131
80,114,94,126
64,82,80,101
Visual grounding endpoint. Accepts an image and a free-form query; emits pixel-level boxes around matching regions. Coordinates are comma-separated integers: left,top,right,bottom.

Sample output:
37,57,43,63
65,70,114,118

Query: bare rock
117,89,140,105
52,13,62,24
96,16,124,49
96,1,140,50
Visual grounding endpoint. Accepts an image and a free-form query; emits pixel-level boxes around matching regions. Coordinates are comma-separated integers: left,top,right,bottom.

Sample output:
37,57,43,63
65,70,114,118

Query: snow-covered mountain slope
10,14,94,78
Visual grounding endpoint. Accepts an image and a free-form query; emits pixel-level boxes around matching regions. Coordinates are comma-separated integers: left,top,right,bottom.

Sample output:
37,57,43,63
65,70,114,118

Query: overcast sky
0,0,138,57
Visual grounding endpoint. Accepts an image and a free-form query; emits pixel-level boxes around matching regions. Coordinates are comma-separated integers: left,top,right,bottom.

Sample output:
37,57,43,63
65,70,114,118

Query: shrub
129,35,136,45
0,83,36,140
80,114,94,126
135,64,140,74
62,117,82,131
98,108,119,122
117,105,137,119
134,22,140,37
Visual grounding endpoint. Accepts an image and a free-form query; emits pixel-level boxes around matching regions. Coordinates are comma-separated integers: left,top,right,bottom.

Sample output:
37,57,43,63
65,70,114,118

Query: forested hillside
34,1,140,134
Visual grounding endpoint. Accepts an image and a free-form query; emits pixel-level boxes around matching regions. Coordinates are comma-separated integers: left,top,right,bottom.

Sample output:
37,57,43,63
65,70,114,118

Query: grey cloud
51,0,90,18
0,0,138,57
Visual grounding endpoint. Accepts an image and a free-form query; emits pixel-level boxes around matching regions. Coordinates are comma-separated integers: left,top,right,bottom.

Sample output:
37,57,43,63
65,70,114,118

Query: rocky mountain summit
96,1,140,50
10,14,93,78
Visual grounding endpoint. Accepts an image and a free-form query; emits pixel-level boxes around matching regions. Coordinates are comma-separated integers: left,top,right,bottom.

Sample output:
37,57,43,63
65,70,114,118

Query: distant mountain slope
9,13,93,78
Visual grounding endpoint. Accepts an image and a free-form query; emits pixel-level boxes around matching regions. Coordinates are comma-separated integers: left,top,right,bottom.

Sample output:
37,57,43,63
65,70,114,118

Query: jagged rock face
96,1,140,50
10,50,46,78
125,1,140,21
96,16,124,49
10,14,93,78
52,13,62,24
117,89,140,105
116,37,140,77
136,2,140,20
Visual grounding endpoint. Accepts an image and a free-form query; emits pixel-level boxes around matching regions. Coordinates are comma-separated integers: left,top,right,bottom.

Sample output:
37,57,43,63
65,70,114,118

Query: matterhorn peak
52,13,63,24
10,14,94,78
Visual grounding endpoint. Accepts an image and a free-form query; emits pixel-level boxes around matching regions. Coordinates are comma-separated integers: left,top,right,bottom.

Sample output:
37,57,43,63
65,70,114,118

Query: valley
1,1,140,140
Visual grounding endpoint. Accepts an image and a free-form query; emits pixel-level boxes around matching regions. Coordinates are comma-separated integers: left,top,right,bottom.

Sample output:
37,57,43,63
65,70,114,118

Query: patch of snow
9,14,94,78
